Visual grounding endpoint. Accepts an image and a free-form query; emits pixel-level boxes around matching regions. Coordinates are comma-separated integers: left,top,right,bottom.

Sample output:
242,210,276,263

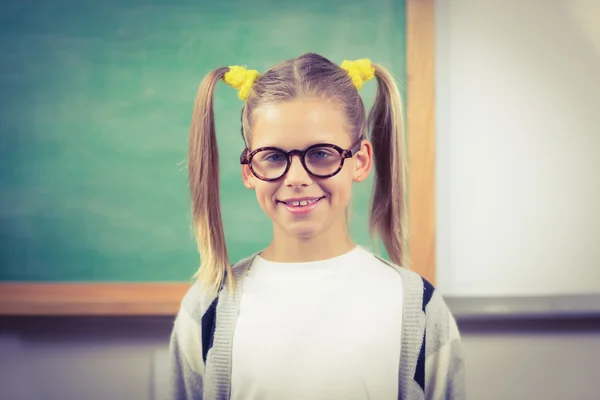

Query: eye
262,151,286,163
307,147,336,161
312,150,329,159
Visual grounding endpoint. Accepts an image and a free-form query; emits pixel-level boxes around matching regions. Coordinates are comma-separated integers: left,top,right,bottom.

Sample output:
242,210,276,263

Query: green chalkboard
0,0,406,282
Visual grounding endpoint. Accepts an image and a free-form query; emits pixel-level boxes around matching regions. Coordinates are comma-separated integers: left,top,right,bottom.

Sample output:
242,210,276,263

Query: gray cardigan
169,253,465,399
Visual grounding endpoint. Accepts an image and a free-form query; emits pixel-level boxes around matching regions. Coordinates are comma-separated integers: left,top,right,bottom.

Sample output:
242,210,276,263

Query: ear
352,139,373,182
242,164,255,189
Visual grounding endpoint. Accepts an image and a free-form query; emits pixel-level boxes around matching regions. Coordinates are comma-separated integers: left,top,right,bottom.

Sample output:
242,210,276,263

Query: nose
283,154,312,187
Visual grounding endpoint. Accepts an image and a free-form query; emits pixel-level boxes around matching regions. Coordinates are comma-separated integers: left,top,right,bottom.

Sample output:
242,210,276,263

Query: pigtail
188,67,234,293
368,64,409,267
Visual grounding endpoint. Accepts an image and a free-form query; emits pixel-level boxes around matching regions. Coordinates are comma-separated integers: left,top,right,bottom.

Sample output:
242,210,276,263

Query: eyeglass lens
251,146,342,180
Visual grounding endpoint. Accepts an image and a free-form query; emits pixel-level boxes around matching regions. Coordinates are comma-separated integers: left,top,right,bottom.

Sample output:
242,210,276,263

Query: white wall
0,317,170,400
462,320,600,400
436,0,600,296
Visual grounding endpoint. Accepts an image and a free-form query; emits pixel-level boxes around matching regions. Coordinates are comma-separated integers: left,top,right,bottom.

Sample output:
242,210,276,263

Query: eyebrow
252,140,351,151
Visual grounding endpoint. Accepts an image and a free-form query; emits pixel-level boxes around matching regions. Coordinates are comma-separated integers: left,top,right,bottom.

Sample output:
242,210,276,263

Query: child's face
242,98,372,242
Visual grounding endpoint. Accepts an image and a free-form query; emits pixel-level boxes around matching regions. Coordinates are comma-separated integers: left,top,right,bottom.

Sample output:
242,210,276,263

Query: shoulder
370,252,432,302
178,253,258,320
170,254,257,371
170,281,213,378
372,254,465,395
173,253,258,336
370,252,460,349
181,282,212,315
392,265,464,395
172,280,217,343
230,253,259,278
392,264,459,341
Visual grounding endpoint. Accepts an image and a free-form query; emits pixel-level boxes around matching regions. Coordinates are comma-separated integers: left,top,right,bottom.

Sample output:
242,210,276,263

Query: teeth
287,198,320,207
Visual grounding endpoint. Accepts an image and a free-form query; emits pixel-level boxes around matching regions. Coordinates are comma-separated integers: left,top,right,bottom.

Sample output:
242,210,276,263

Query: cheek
322,176,353,205
254,184,278,209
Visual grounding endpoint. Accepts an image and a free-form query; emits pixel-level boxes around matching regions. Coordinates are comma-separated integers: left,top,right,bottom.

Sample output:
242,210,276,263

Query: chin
287,225,321,239
279,213,348,241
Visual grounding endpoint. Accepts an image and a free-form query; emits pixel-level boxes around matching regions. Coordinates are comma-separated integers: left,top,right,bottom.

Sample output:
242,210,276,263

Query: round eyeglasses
240,139,363,182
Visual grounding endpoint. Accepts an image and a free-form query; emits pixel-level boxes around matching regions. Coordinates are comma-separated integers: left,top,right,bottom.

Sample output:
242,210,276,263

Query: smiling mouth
278,197,325,208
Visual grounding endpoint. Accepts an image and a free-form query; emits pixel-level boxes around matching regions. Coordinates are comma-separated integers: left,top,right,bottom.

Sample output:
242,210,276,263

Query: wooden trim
0,3,436,315
0,283,190,316
406,0,436,284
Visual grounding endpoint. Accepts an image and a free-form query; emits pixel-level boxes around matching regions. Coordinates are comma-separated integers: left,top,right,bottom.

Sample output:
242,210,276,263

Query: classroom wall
1,0,600,399
434,0,600,398
0,317,169,400
435,0,600,296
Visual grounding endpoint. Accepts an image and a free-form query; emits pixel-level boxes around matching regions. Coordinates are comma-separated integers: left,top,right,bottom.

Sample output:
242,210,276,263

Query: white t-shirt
230,246,404,400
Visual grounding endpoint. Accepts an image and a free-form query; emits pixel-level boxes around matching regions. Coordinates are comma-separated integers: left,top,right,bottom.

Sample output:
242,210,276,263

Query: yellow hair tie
223,65,260,101
340,59,375,90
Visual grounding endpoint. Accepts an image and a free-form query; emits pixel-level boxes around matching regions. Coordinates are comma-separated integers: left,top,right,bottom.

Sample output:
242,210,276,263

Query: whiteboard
434,0,600,311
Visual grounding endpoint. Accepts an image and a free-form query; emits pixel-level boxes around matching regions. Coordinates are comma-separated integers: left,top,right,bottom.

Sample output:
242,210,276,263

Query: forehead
250,99,352,150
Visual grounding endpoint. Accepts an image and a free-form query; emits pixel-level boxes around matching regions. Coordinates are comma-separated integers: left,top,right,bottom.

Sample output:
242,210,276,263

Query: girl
169,53,465,400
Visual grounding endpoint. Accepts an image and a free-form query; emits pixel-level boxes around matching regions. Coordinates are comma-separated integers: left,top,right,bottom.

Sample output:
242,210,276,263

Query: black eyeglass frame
240,138,364,182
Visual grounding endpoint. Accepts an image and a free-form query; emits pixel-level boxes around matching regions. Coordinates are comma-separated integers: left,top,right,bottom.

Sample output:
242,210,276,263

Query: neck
262,224,355,263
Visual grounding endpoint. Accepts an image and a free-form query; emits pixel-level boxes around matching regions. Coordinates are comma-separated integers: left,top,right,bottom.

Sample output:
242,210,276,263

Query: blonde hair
188,54,407,293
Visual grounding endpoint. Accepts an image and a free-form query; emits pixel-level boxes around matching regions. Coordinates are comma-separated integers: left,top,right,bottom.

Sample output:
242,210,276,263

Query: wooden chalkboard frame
0,0,436,316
